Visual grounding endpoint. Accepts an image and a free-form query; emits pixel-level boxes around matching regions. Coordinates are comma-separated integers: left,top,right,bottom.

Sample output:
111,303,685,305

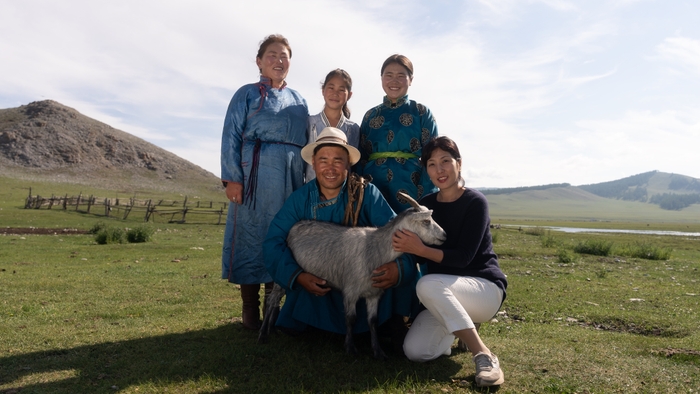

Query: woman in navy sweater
392,136,507,387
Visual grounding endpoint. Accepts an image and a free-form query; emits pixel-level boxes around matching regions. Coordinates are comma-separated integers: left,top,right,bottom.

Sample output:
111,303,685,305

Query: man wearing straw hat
263,127,416,352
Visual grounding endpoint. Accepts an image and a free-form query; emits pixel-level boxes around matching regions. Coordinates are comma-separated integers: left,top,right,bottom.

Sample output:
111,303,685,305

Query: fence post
144,200,152,222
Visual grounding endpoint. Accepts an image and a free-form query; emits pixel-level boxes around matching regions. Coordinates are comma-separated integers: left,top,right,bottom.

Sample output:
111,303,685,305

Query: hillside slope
578,171,700,209
0,100,222,196
486,185,700,223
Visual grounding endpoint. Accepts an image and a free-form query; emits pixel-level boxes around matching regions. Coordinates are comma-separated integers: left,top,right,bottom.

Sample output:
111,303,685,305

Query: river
510,226,700,237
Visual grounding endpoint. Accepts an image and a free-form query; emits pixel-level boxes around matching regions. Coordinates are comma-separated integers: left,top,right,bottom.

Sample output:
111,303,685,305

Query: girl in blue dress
357,54,438,213
220,34,308,330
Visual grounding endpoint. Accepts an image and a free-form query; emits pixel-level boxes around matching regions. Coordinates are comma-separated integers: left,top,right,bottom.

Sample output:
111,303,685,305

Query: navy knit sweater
418,188,507,300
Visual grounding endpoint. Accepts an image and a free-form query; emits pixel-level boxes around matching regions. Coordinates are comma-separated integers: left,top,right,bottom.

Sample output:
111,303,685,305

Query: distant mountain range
481,171,700,211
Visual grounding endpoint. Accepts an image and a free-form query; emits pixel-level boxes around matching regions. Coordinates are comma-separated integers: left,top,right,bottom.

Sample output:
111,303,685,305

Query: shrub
126,225,155,243
596,267,609,279
540,231,558,248
621,242,672,261
94,227,126,245
573,239,613,256
491,230,500,244
88,221,108,234
557,249,576,264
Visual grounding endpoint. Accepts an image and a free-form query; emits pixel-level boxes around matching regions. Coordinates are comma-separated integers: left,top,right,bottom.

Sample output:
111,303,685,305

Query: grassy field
1,177,699,393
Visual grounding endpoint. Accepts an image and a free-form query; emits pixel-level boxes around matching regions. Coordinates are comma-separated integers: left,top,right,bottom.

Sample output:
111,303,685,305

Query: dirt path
1,227,88,235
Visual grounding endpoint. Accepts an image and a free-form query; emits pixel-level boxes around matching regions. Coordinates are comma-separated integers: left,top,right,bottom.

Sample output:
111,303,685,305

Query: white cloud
1,0,699,189
656,36,700,75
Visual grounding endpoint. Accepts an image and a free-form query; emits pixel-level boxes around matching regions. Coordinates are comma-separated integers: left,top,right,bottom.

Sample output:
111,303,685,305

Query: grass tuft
619,241,672,260
126,225,155,243
88,221,108,234
94,226,126,244
540,230,558,248
573,239,613,256
557,249,576,264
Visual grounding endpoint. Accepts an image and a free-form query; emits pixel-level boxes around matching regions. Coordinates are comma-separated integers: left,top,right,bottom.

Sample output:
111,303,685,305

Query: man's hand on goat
296,272,331,296
371,261,399,289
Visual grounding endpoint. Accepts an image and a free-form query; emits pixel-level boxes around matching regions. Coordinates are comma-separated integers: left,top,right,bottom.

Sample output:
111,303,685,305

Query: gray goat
258,192,446,359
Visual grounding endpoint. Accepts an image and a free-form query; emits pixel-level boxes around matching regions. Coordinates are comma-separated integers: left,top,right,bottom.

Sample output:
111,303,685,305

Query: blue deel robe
357,95,438,213
221,76,308,284
263,178,418,334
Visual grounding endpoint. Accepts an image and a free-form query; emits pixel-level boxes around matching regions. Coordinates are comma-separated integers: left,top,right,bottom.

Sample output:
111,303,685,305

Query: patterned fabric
357,95,438,212
220,76,308,284
263,179,418,334
305,111,360,182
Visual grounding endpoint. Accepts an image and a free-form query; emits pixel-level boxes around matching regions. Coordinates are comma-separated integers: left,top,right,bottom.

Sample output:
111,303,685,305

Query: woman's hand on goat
392,229,445,263
371,261,399,289
296,272,331,296
392,229,424,255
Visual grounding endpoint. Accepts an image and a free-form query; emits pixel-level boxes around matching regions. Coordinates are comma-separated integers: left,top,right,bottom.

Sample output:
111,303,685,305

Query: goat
258,192,446,359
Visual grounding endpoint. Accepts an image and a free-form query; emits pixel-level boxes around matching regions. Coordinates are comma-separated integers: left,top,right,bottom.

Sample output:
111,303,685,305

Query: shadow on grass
0,323,465,393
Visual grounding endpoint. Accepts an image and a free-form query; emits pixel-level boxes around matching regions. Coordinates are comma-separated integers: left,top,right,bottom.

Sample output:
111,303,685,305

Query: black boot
240,284,261,330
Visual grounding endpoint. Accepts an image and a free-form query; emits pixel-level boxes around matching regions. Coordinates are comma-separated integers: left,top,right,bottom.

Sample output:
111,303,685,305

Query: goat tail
258,283,285,344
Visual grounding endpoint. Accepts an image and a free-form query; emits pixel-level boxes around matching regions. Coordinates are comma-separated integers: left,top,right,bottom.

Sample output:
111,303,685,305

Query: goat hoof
345,345,359,356
374,352,389,361
373,350,388,360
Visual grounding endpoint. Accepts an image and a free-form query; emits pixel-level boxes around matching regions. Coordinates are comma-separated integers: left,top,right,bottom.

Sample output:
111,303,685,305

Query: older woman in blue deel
220,34,308,330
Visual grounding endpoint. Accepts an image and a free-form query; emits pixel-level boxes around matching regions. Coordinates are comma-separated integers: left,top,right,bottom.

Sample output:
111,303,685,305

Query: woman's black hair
421,136,465,186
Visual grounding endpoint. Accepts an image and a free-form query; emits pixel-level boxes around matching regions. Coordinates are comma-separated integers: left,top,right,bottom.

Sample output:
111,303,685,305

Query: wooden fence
24,188,229,224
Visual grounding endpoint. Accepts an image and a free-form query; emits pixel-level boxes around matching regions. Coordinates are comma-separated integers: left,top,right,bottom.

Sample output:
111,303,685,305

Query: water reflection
514,226,700,237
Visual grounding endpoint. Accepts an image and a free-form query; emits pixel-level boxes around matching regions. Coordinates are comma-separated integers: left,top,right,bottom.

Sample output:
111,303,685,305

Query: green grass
1,177,699,393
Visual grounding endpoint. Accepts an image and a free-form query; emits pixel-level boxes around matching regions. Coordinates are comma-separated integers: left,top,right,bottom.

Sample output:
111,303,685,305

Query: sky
1,0,698,188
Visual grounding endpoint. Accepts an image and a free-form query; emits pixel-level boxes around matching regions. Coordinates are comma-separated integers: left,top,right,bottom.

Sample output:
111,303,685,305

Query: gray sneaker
473,351,505,387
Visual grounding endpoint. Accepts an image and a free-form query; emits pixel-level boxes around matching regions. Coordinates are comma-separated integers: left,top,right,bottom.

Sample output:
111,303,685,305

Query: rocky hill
0,100,222,195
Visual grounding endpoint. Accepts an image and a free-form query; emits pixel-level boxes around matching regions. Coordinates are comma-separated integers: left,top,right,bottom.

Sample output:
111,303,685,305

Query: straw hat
301,127,361,165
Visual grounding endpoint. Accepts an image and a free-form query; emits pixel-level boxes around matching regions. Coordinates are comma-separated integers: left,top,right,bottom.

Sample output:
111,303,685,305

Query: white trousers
403,274,503,362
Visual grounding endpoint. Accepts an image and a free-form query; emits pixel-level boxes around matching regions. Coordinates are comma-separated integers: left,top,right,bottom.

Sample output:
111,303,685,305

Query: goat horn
398,192,421,210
